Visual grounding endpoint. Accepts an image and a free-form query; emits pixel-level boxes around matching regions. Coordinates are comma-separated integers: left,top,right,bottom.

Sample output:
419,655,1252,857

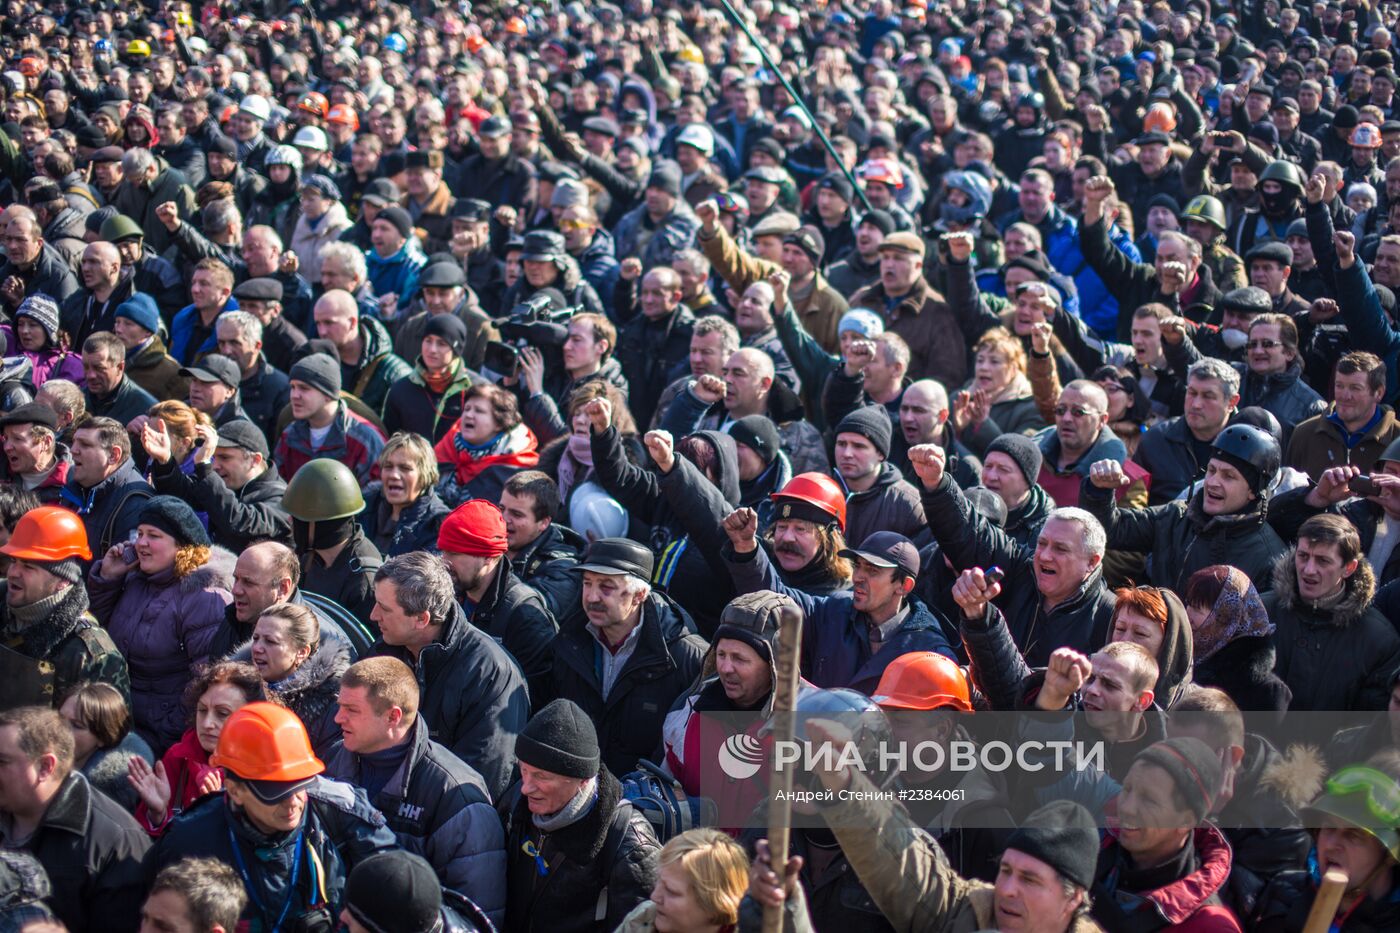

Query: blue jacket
723,542,955,693
366,241,427,305
168,296,239,366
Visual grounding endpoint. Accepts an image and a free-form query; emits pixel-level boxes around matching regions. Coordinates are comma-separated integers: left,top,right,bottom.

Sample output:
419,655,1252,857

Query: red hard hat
326,104,359,129
770,472,847,531
297,91,329,118
0,507,91,562
871,652,973,711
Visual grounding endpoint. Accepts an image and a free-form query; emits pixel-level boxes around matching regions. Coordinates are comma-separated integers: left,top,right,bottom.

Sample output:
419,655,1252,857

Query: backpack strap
100,488,154,555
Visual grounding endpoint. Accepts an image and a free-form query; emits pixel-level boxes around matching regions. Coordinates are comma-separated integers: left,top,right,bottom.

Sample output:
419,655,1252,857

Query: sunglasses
1246,339,1281,350
1054,405,1103,418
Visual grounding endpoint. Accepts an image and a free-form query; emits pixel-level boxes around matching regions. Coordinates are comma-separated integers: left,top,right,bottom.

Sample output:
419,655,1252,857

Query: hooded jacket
60,456,154,562
366,240,428,305
371,601,530,802
341,317,413,417
511,522,584,620
289,200,353,282
1153,588,1195,709
326,714,507,928
547,590,707,778
1091,826,1241,932
1267,551,1400,710
88,547,234,751
274,400,387,487
1080,478,1288,595
42,205,88,270
845,461,929,548
231,632,350,756
613,200,701,273
124,335,186,403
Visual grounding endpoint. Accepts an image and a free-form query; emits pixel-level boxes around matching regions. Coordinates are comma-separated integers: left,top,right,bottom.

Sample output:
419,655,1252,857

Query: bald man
62,241,131,347
0,212,79,309
212,541,313,657
1038,380,1142,508
312,288,411,415
617,265,697,427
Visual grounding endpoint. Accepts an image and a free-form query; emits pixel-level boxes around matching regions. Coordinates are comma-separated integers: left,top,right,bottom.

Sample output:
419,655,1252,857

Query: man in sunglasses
1237,312,1327,435
1036,380,1147,509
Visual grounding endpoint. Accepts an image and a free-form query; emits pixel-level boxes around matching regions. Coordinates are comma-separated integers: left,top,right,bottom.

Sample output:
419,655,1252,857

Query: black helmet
1258,160,1304,193
1016,91,1045,114
1211,423,1281,494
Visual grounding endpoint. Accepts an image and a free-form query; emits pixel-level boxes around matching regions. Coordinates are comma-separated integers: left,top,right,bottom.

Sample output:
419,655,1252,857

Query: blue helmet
940,171,993,227
94,38,113,53
382,33,407,53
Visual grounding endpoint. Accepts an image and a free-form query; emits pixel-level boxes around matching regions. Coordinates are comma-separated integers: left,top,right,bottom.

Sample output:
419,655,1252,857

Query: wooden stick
1301,868,1349,933
763,604,804,933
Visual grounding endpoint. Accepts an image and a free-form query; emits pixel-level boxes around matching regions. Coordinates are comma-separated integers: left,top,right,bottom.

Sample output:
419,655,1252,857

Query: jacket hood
764,378,807,425
1006,482,1053,536
1271,545,1377,625
177,545,237,593
687,429,741,507
44,206,87,242
849,461,907,501
1254,739,1326,812
232,627,352,714
1100,824,1234,926
1154,588,1194,709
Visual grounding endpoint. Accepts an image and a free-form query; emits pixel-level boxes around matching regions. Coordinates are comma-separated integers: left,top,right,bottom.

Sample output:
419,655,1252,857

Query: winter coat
851,275,968,386
547,591,707,777
340,317,412,417
238,355,291,442
574,228,621,306
1235,361,1328,436
42,205,88,271
88,547,234,751
300,525,382,629
150,458,291,552
1285,406,1400,481
733,766,1106,933
360,483,450,557
846,461,930,548
1080,216,1218,341
1000,204,1132,339
366,240,429,305
1090,826,1242,932
1037,425,1151,510
384,359,476,443
612,201,700,271
144,779,398,931
326,716,507,927
109,159,196,254
0,243,79,305
500,767,659,933
81,731,154,813
511,522,584,620
1134,416,1213,505
725,541,956,692
134,729,216,835
0,579,130,710
1267,552,1400,710
615,305,695,430
502,256,605,318
390,300,498,373
168,296,239,366
232,635,349,756
1193,635,1293,718
86,376,158,431
923,474,1117,670
274,400,387,487
60,270,135,349
1253,862,1400,932
289,200,353,282
520,358,631,447
124,336,187,402
435,421,540,506
371,601,530,802
450,152,537,214
1080,479,1288,595
468,561,558,702
21,772,150,933
59,456,154,561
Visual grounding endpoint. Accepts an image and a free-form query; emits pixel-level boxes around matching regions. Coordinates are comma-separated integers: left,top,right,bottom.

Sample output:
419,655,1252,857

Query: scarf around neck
532,776,599,832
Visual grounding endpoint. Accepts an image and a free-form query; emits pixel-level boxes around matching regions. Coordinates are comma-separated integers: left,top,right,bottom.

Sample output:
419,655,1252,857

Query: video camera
483,295,578,379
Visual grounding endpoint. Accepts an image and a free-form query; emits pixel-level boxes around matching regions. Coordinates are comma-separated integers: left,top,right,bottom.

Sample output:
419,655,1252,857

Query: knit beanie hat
1004,800,1100,890
114,293,161,335
835,406,892,459
344,852,443,933
423,314,470,359
516,699,601,779
551,178,590,209
376,205,414,241
838,308,884,339
1135,736,1222,821
647,161,683,197
289,353,342,400
437,499,509,557
985,434,1044,488
729,414,781,465
137,496,210,548
15,295,60,346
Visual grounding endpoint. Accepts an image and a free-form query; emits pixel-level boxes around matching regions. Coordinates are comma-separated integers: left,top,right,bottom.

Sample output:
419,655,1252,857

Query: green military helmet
1302,765,1400,860
282,459,365,521
99,214,144,244
1259,160,1305,192
1183,195,1227,231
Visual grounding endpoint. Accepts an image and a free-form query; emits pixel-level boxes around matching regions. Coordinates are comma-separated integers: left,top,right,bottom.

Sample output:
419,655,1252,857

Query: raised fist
950,566,1002,620
722,507,760,553
1088,458,1130,489
644,430,676,473
584,397,612,433
620,257,643,281
695,199,719,231
907,443,947,490
943,231,974,263
693,373,726,405
155,201,180,231
1039,647,1093,710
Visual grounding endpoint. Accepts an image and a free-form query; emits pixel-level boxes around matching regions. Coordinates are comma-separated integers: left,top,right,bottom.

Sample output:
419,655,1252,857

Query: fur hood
1271,546,1376,625
1257,742,1326,811
232,629,351,721
177,545,237,594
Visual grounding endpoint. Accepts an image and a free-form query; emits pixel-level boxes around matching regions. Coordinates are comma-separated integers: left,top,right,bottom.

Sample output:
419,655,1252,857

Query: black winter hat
344,851,443,933
729,415,781,465
1135,736,1222,821
985,433,1043,487
376,205,414,241
1004,800,1100,890
714,590,797,666
648,161,683,198
818,172,855,203
859,209,897,236
423,314,470,358
289,352,343,399
138,495,210,548
516,699,601,779
835,406,892,459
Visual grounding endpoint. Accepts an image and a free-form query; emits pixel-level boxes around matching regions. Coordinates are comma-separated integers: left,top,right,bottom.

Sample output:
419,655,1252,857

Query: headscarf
1192,566,1273,662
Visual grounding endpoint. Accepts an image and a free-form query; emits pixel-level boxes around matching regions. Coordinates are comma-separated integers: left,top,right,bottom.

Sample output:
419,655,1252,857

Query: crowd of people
5,0,1400,930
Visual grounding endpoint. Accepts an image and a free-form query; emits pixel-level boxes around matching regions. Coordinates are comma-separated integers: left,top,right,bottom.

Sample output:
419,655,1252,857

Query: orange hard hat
770,472,847,532
871,651,973,711
18,57,42,78
0,507,91,563
211,702,324,791
1142,101,1177,136
466,34,488,54
297,91,329,118
505,16,528,35
326,104,359,129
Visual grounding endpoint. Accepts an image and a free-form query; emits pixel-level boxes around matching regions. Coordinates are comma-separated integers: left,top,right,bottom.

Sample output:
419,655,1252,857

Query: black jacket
238,355,291,445
1253,865,1400,932
1236,361,1328,436
301,525,381,626
0,580,130,709
1193,635,1292,721
360,485,450,558
499,768,659,933
150,458,291,552
59,457,154,563
1080,478,1287,594
614,306,694,429
512,522,584,621
1133,416,1212,506
1267,552,1400,711
85,376,158,429
547,592,707,777
1269,486,1400,587
145,779,397,932
469,561,558,702
23,772,150,933
0,243,79,306
372,602,531,802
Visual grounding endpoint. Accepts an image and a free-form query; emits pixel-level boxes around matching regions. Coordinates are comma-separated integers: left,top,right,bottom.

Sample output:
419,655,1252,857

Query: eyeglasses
1054,405,1103,418
1246,339,1281,350
1326,766,1400,824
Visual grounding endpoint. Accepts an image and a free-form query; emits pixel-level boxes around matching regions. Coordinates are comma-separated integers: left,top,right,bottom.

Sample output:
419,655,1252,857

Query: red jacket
1093,824,1242,932
135,728,219,836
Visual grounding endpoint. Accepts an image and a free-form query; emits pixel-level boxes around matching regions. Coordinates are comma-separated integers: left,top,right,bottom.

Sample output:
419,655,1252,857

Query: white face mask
1221,328,1249,350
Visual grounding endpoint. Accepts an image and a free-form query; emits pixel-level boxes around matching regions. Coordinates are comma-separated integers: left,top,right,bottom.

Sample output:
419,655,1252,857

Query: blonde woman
361,432,450,555
957,326,1046,455
615,829,749,933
